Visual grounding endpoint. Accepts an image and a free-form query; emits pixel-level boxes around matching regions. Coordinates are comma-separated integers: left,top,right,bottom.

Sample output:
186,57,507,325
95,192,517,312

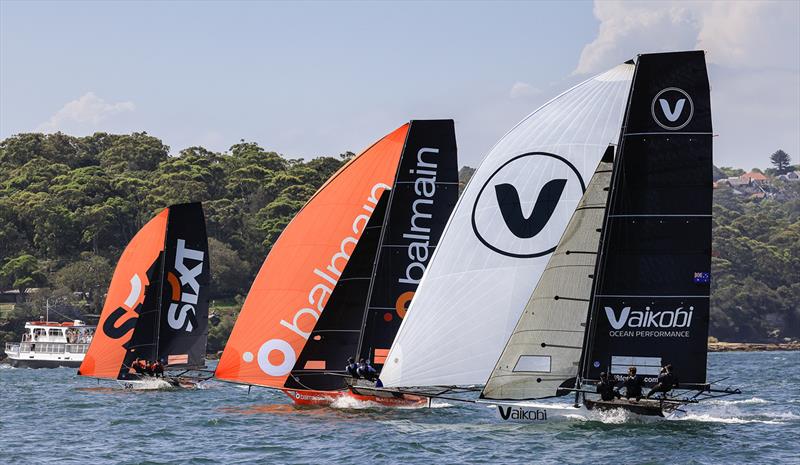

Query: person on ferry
646,364,678,399
619,366,643,401
596,371,619,401
345,357,359,378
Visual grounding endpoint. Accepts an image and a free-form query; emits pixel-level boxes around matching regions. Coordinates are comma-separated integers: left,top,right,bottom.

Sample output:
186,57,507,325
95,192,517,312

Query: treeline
0,132,797,346
0,132,348,350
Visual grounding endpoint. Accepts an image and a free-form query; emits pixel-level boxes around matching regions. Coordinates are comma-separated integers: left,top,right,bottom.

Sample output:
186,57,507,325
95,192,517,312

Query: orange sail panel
78,210,168,379
215,124,409,387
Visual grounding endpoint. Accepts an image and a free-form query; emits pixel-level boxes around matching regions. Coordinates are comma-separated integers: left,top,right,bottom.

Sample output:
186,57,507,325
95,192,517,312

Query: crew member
646,364,677,399
151,359,165,378
345,357,359,378
133,358,148,375
620,366,643,401
596,372,619,401
362,360,378,381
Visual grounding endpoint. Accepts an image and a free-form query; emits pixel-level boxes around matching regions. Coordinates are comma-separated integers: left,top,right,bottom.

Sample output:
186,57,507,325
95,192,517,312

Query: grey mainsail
481,148,613,400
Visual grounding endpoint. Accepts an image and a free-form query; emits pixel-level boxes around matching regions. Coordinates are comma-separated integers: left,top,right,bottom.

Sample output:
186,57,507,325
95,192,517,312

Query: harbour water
1,350,797,464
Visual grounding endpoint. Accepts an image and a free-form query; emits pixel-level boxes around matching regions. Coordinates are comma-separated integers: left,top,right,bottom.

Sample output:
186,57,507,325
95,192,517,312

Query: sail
581,51,712,387
481,149,613,400
157,203,210,368
381,64,634,388
79,203,208,379
356,120,459,367
284,191,390,391
215,124,409,388
284,120,459,391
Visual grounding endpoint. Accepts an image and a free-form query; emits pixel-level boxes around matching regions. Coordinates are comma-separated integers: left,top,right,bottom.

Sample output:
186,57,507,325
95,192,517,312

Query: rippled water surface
1,351,797,464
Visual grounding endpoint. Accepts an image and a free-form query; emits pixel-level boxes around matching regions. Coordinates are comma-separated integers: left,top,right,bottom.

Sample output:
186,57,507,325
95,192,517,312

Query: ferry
4,320,94,368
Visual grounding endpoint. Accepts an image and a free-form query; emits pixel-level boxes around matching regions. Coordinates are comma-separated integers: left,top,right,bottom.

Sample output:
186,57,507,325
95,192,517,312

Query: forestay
381,63,634,388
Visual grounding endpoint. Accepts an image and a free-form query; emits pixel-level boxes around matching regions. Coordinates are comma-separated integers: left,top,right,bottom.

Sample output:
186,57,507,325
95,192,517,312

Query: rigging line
553,296,590,302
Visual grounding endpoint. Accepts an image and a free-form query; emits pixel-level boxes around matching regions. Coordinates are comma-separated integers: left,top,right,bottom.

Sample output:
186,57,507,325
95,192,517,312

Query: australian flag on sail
693,272,710,284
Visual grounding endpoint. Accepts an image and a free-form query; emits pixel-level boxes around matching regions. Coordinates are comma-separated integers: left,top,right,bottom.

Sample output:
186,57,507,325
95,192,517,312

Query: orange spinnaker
215,124,409,387
79,209,168,379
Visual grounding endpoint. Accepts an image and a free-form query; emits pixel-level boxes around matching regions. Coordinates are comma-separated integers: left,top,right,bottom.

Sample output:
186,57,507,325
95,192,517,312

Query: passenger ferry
4,320,94,368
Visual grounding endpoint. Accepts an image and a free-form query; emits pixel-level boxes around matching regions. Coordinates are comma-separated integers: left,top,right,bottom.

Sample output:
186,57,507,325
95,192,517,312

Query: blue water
1,351,798,465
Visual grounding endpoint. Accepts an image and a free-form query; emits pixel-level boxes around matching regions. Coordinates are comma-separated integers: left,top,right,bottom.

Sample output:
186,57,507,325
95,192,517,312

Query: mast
576,59,640,393
153,207,170,360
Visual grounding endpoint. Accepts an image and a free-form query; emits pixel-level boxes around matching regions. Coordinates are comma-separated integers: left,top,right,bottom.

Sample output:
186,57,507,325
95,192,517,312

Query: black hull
584,398,674,417
8,358,83,369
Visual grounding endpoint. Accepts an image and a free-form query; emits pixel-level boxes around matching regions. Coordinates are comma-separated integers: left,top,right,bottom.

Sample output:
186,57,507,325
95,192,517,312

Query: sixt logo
604,306,694,330
102,274,145,339
166,239,205,332
497,406,548,421
651,87,694,130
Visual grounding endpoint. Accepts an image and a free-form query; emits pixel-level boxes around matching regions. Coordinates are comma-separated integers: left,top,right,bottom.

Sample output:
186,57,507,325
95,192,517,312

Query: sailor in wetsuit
345,357,359,378
150,359,165,378
132,358,146,375
357,359,379,381
619,366,643,401
646,364,677,399
596,372,619,401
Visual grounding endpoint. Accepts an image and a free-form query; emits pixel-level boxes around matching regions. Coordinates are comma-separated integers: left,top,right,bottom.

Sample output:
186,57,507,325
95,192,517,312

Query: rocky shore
708,341,800,352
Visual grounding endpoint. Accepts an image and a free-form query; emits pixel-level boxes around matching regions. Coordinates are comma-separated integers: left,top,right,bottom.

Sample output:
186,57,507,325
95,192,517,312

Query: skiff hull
583,398,674,417
281,388,428,407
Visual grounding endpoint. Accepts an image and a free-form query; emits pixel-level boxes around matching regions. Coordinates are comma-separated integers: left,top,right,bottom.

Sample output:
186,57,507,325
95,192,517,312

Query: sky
1,0,798,170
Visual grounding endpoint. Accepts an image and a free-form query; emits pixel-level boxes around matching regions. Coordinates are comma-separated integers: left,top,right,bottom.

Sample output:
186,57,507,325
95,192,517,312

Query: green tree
0,254,47,300
770,149,791,174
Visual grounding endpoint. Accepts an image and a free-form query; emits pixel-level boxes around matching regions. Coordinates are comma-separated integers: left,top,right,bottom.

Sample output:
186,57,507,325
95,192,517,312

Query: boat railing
4,342,90,355
4,342,20,356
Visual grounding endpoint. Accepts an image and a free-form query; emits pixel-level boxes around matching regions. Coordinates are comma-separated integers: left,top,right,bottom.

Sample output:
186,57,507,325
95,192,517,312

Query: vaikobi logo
497,405,548,421
651,87,693,130
605,306,694,330
471,152,585,258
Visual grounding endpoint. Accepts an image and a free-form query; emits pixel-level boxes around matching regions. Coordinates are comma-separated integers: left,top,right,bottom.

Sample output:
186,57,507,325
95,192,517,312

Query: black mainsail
580,51,712,388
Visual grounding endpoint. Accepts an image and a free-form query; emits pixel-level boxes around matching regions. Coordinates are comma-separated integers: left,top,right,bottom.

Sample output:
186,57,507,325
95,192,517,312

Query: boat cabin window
49,329,63,337
33,328,47,336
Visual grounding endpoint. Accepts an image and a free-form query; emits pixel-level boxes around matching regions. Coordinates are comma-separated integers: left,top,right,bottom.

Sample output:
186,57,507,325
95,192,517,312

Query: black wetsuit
622,375,643,400
647,371,677,398
596,378,618,401
345,362,359,378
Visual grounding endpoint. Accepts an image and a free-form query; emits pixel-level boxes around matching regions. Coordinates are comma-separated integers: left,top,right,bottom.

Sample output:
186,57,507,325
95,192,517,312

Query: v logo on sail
659,98,685,122
604,306,630,330
495,179,567,239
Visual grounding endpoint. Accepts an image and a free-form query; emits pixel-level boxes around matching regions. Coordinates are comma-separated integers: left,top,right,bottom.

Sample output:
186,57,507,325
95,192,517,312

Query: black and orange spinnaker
78,203,210,382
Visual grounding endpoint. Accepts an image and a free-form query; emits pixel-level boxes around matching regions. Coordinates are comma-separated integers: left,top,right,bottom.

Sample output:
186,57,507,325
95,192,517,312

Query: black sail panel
357,120,459,368
158,202,210,368
284,191,391,391
582,51,712,387
120,257,166,377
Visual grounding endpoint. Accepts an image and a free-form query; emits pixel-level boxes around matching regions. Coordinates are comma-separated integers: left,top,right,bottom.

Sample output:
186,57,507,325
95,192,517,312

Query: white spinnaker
481,156,613,400
380,63,634,388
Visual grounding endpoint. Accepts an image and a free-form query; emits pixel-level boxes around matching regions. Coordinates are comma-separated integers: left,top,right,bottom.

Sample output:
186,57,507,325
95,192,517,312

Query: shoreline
708,342,800,352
